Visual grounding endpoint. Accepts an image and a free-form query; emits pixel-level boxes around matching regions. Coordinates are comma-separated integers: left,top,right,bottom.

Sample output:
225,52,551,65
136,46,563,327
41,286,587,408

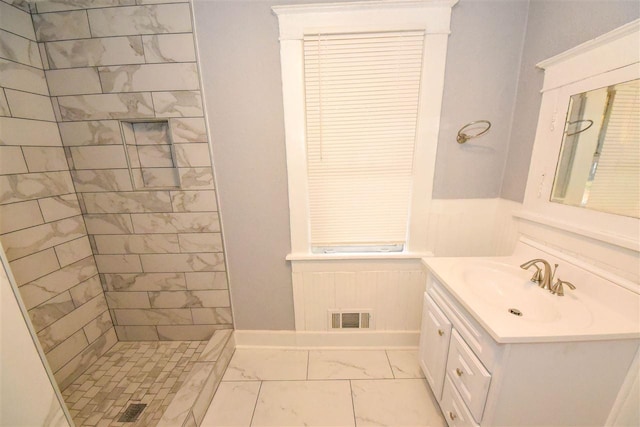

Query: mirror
550,78,639,218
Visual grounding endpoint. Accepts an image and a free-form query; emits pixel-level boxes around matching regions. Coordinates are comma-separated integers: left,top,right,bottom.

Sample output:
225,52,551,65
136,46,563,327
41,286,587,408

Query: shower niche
120,120,182,190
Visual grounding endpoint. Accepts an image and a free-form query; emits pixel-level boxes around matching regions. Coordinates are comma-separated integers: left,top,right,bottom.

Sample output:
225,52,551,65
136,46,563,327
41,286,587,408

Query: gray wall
433,0,528,199
193,0,638,330
501,0,640,202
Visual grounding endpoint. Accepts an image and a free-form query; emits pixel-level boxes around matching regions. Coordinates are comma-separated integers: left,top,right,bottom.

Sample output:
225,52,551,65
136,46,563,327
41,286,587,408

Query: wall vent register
329,310,372,329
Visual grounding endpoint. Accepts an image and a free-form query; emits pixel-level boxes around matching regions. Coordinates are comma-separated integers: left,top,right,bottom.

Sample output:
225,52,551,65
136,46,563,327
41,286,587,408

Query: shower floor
61,340,208,427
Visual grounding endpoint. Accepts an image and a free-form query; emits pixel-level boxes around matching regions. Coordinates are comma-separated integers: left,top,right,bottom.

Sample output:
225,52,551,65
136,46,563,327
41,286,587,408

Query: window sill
286,251,433,261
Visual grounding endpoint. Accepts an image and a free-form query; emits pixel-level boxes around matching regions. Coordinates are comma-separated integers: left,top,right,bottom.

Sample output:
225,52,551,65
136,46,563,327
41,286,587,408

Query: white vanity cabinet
419,272,640,427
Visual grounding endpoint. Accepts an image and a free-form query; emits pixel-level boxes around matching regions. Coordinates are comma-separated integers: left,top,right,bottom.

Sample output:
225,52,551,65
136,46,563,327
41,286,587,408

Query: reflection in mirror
551,79,639,218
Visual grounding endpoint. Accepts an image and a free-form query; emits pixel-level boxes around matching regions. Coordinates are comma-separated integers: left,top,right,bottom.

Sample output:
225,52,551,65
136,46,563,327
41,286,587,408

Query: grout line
306,349,310,380
248,380,263,427
384,349,396,379
349,379,357,426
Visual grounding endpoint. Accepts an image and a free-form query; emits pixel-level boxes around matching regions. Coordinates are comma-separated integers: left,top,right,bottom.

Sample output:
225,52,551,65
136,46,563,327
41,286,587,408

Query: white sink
457,261,592,326
423,248,639,343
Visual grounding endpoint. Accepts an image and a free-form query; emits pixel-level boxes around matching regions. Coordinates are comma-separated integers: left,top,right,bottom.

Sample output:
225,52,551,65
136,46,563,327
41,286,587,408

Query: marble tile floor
201,349,446,427
62,340,208,427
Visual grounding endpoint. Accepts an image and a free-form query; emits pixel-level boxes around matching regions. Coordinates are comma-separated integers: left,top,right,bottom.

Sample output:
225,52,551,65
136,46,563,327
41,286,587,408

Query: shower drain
508,308,523,317
118,403,147,422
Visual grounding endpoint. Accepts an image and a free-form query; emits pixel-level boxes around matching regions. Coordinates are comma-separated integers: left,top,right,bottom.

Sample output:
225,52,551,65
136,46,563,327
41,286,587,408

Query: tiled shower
0,0,233,421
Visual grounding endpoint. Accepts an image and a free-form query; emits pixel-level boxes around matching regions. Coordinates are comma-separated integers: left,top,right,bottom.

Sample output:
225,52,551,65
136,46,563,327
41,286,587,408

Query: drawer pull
449,411,457,421
455,368,463,377
438,329,444,336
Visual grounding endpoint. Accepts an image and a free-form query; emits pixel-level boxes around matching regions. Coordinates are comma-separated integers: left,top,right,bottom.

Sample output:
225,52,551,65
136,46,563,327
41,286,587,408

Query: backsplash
0,0,232,388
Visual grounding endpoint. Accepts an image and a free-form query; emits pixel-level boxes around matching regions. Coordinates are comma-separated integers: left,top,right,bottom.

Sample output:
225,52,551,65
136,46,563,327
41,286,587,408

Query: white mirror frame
519,20,640,253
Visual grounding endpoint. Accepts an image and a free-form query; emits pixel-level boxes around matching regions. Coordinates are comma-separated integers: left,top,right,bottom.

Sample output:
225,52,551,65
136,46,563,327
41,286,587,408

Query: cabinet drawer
441,377,479,427
446,330,491,423
419,293,452,400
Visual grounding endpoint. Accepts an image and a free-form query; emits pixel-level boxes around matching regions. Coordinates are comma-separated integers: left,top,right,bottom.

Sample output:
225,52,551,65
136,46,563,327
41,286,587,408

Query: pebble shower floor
62,340,208,426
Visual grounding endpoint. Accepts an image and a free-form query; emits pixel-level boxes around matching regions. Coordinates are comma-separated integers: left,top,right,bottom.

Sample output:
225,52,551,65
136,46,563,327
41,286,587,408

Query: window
273,0,457,257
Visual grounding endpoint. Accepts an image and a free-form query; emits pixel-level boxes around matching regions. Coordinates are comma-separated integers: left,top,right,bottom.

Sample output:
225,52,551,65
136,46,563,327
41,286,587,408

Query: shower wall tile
53,327,117,390
170,118,207,143
46,329,88,372
87,4,192,37
0,117,61,145
0,89,9,116
0,171,74,204
1,215,86,261
18,256,98,309
94,254,143,273
104,272,186,291
178,233,223,253
69,145,128,170
191,308,233,325
54,235,92,267
4,89,55,121
46,36,145,69
148,290,230,308
171,190,217,212
140,253,225,273
71,169,134,192
36,0,136,13
99,63,199,93
28,290,76,332
0,0,36,40
131,212,220,233
0,145,28,174
46,68,102,96
33,10,91,42
114,325,159,341
18,0,231,342
0,58,48,95
38,194,82,222
22,146,68,172
0,29,42,68
69,275,103,306
185,272,228,291
84,213,134,234
114,308,192,325
59,120,123,146
8,248,60,285
37,293,109,352
175,143,212,168
57,93,154,121
94,234,180,254
178,168,215,190
142,34,196,64
0,200,44,234
105,291,151,308
83,191,172,213
152,91,202,117
4,0,32,13
0,2,113,390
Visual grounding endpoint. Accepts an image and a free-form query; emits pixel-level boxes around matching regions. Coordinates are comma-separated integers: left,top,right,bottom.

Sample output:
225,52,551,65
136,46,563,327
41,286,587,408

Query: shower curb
157,329,236,427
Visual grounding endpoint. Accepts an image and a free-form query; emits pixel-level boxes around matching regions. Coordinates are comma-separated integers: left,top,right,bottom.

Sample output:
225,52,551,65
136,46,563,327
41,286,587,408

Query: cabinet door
419,293,452,400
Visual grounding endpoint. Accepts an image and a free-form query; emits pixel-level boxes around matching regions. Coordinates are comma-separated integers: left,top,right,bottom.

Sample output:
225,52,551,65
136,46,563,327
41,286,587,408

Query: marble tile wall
0,0,115,390
31,0,233,341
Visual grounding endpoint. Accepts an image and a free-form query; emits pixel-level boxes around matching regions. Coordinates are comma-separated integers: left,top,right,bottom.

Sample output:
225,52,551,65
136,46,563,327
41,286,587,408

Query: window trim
273,0,458,258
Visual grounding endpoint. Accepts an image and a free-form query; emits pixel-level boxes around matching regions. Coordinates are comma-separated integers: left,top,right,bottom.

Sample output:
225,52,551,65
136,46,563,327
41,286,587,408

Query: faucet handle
551,278,576,296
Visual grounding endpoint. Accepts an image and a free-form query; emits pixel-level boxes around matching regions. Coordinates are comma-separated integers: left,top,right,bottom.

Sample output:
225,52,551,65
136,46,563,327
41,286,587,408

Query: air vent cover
328,310,373,329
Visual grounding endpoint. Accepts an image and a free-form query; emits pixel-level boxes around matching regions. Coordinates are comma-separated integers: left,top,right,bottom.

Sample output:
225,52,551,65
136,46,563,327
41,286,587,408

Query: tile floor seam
349,379,357,427
248,380,263,427
384,349,396,379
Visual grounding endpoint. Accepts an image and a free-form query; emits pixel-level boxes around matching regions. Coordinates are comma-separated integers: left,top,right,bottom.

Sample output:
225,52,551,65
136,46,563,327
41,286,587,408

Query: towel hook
457,120,492,144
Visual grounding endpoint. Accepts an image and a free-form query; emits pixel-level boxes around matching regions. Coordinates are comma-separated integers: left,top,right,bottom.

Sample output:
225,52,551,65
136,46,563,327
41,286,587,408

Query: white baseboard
233,330,420,349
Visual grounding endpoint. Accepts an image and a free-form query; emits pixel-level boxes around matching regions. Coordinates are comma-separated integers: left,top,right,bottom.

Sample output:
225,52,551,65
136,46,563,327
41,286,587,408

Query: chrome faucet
520,259,576,296
520,259,557,291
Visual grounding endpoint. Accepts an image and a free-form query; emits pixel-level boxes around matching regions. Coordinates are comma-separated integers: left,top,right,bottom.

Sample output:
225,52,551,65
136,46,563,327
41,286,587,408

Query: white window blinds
303,31,425,249
587,79,640,218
